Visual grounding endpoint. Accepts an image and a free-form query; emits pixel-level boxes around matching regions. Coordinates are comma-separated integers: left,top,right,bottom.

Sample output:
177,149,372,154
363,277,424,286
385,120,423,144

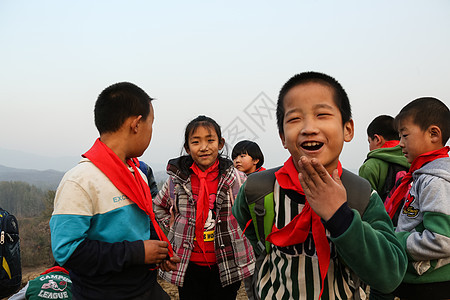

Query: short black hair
276,71,351,134
231,140,265,169
395,97,450,145
367,115,399,141
94,82,153,134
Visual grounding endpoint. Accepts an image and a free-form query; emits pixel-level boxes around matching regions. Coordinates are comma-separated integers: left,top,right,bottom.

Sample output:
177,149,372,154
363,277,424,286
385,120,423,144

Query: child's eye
286,117,300,123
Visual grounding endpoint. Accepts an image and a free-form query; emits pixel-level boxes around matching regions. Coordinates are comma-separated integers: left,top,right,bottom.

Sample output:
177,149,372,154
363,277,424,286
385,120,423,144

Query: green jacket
359,145,410,199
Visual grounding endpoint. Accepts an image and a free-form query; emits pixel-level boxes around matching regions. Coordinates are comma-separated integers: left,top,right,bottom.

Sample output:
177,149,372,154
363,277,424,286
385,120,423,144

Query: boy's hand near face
297,156,347,221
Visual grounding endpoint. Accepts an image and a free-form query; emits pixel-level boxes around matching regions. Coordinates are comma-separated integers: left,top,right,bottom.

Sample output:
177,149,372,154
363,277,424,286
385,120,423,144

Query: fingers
143,240,171,264
159,254,180,271
298,157,330,189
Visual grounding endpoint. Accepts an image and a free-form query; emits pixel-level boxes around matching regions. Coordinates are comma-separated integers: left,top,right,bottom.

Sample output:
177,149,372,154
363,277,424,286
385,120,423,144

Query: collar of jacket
166,155,234,181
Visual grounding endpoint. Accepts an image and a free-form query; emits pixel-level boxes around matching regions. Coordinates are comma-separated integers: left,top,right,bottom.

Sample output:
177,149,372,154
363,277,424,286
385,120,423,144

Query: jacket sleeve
396,175,450,261
329,191,408,293
62,238,145,276
152,177,173,232
232,183,259,253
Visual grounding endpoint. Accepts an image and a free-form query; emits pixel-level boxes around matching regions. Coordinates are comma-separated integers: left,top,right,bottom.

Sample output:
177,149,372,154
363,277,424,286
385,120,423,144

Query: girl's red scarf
82,138,173,257
190,160,219,259
266,156,342,300
385,146,450,218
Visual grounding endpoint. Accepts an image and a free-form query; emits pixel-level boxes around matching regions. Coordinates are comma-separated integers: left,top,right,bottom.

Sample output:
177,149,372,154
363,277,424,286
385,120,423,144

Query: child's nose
301,118,319,134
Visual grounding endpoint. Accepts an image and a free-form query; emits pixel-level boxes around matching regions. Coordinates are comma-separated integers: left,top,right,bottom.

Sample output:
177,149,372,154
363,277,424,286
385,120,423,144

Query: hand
159,254,181,271
297,156,347,221
143,240,171,264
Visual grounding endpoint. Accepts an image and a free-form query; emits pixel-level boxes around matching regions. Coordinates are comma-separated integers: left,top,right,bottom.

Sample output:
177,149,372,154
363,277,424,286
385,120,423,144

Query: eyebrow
285,103,334,116
190,134,215,139
314,103,334,110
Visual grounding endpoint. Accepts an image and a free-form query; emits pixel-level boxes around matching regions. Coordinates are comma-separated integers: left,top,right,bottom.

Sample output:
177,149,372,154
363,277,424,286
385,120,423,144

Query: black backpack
379,163,408,202
0,207,22,298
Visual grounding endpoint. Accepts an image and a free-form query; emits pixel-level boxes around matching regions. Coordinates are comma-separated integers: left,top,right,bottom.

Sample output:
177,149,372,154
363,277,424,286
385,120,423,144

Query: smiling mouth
301,141,324,151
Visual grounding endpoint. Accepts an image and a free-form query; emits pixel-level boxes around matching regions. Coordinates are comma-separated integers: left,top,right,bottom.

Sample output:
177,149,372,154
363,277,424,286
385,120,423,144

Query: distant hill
0,164,64,190
0,164,169,192
0,147,80,172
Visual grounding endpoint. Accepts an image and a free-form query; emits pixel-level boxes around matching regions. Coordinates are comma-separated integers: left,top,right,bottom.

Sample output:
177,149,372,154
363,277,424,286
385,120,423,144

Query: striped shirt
255,184,365,300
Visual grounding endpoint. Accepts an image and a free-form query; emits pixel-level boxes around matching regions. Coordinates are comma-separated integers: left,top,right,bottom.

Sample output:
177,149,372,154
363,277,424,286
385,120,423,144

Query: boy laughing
233,71,407,299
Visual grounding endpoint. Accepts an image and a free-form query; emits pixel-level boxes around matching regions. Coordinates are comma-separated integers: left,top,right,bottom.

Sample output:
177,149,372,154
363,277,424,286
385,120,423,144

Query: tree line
0,181,48,218
0,181,54,267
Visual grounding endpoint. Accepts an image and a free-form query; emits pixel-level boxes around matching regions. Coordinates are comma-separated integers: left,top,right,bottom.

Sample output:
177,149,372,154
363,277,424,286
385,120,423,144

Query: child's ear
373,134,385,148
343,119,354,142
252,158,260,166
279,132,287,149
429,125,442,145
130,115,142,133
218,137,225,150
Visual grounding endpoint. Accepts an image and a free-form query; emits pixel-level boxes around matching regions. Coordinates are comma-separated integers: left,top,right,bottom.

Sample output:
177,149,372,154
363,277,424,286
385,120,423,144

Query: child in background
153,115,254,300
359,115,410,203
232,71,407,299
384,97,450,299
232,140,266,174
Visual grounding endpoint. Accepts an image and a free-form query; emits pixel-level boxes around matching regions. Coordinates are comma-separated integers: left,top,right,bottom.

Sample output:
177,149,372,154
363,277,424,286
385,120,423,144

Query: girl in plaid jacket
153,115,255,299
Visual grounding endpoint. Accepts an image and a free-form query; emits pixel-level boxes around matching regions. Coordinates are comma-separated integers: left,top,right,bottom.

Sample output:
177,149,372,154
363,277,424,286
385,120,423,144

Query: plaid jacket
153,156,255,287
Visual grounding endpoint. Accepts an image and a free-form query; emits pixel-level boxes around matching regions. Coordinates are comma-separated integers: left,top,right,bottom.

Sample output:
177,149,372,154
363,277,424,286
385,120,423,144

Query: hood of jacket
166,155,234,181
413,156,450,182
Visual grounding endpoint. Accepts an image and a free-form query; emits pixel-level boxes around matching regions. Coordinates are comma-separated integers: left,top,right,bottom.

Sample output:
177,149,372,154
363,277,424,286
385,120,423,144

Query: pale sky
1,0,449,173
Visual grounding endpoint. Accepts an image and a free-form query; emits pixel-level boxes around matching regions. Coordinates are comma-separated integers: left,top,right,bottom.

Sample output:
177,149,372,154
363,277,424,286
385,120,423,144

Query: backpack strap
341,168,371,216
244,167,372,254
244,167,280,253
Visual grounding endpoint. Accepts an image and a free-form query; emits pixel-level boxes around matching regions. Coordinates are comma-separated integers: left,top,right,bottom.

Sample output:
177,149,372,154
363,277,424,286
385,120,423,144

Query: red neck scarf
381,140,400,149
82,138,173,257
190,160,219,256
266,156,342,300
385,146,449,218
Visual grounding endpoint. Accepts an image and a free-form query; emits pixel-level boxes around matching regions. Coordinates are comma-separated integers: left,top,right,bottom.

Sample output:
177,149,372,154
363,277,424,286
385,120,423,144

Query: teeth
303,142,321,147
